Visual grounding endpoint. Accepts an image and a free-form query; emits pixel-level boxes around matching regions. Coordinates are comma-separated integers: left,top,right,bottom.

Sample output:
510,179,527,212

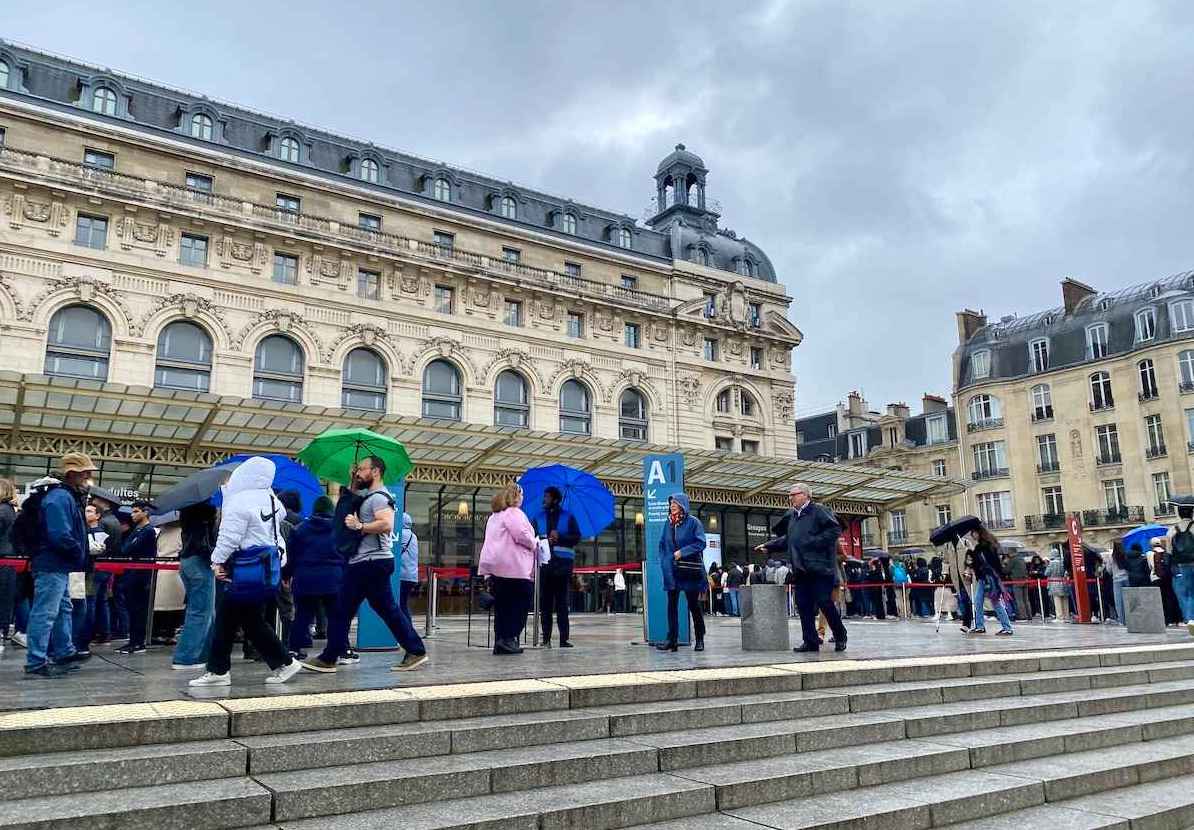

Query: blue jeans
173,557,215,665
1173,565,1194,623
26,571,76,670
972,575,1013,632
725,588,740,616
319,559,425,662
1112,575,1129,624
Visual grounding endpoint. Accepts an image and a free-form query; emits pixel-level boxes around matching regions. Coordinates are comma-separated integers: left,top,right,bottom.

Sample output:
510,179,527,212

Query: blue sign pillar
356,481,407,650
642,453,687,644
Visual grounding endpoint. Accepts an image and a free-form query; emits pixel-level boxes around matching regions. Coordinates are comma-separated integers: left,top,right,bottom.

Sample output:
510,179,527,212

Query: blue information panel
356,481,407,650
642,454,687,644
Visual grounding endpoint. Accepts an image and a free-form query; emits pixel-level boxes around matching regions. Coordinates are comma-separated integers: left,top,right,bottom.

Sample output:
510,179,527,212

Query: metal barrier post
532,557,541,647
1037,579,1046,621
1097,580,1106,623
901,583,909,620
146,568,158,645
424,570,437,637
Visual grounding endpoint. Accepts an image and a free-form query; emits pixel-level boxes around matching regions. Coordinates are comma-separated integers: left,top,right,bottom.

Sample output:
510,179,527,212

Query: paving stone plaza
3,614,1194,828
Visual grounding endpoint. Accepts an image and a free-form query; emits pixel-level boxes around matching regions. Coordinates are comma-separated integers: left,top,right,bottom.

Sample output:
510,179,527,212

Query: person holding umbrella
656,493,707,652
535,486,581,648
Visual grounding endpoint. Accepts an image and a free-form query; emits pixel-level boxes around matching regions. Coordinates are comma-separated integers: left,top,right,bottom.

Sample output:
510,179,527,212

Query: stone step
0,777,272,830
256,738,661,822
271,773,715,830
0,739,246,802
937,773,1194,829
0,701,228,758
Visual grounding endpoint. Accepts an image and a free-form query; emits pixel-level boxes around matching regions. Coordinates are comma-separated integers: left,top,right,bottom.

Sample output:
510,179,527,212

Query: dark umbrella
88,485,126,508
151,466,235,515
929,515,983,547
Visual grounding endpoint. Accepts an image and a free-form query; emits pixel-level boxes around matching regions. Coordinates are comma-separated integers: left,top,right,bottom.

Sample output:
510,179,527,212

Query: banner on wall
703,533,722,573
356,481,408,649
642,453,686,644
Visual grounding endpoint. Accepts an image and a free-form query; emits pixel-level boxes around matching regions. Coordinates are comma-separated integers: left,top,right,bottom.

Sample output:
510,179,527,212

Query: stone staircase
3,645,1194,830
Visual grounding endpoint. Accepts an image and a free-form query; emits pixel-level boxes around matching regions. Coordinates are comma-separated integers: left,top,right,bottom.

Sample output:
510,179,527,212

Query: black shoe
541,637,552,649
655,641,678,652
794,644,820,653
25,663,70,678
559,641,574,648
494,639,523,655
115,644,147,655
289,650,308,661
694,639,705,652
834,640,847,652
58,651,92,665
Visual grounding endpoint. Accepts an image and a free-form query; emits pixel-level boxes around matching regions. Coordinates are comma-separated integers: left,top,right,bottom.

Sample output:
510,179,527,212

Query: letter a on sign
646,460,666,485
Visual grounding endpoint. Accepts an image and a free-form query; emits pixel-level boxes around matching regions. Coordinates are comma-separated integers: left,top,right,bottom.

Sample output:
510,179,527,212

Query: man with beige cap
22,453,95,677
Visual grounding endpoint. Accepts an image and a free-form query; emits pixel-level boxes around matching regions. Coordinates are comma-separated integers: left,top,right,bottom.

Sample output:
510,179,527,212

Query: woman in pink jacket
477,482,537,655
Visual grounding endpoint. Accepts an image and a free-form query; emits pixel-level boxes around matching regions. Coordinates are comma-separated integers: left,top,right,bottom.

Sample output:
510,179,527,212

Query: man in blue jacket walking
758,483,847,654
25,453,95,677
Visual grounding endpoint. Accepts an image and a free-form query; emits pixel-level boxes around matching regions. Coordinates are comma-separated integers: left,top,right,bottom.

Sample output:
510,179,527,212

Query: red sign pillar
1066,513,1092,623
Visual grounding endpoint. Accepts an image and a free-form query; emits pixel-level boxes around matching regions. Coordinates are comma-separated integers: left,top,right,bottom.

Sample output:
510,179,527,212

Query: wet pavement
1,612,1189,712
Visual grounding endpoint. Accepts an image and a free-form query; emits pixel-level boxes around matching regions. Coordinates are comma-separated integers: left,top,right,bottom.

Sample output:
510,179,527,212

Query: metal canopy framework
0,372,963,513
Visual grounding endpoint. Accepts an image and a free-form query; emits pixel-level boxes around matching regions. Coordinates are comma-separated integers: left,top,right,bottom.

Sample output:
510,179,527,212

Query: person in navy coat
657,493,707,652
282,495,342,658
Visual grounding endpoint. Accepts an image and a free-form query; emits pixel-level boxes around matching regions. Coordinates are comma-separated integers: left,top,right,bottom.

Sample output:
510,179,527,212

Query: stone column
739,584,791,651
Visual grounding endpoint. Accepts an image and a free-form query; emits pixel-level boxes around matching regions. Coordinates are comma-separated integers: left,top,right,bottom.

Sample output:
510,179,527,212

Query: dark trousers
666,588,705,644
290,593,338,652
122,571,152,649
491,576,533,641
111,575,129,638
795,572,846,649
539,559,573,643
399,580,417,628
0,565,16,632
319,559,425,662
84,571,112,645
207,588,289,675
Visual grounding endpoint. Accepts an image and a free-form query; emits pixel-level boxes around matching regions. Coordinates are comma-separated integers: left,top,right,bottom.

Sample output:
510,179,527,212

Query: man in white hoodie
190,457,301,686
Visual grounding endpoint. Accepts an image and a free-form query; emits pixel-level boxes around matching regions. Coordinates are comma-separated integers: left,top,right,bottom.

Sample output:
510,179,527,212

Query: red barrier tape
0,557,180,574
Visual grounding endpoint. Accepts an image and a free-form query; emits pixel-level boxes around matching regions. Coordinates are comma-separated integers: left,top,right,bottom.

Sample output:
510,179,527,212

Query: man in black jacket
535,487,581,648
87,491,124,644
116,501,157,655
757,483,847,653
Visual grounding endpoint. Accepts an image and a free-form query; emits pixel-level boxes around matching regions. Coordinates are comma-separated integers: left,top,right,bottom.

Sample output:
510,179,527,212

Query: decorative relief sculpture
132,292,230,341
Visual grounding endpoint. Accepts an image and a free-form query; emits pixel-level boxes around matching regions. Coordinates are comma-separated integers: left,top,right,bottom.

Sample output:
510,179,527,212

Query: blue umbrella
1122,523,1168,552
211,454,323,518
519,464,615,539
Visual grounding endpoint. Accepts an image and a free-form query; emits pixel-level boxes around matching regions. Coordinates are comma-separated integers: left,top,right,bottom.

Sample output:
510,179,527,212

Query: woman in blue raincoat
657,493,707,652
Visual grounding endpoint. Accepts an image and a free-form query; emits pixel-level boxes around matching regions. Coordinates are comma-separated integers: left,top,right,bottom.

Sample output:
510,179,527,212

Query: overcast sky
10,1,1194,416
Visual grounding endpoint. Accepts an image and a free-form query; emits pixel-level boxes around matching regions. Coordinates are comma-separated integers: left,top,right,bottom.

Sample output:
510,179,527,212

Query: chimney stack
846,391,864,416
955,309,987,344
1061,277,1097,315
886,402,910,419
922,394,948,414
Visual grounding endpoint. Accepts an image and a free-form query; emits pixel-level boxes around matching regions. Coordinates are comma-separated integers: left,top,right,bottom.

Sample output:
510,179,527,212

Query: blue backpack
892,562,909,584
226,496,281,603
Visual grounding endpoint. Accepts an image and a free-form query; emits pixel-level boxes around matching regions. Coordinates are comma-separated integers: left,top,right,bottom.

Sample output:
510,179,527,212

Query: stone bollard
1123,587,1166,634
740,584,791,651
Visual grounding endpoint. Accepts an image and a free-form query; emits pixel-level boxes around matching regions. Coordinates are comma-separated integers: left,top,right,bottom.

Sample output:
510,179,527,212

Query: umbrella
150,466,234,514
929,515,983,547
518,464,615,540
1122,523,1168,552
297,428,413,487
87,485,127,508
1168,495,1194,507
212,454,323,518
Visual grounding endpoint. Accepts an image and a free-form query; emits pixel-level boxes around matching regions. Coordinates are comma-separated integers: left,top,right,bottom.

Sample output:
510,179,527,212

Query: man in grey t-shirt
303,455,428,674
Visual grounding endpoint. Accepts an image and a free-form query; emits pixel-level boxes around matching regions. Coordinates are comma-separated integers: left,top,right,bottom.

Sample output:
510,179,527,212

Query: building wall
0,98,800,456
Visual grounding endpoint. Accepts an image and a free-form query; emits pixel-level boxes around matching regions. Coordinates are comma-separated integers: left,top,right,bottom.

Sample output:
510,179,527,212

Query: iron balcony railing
1031,409,1054,423
0,145,673,313
988,518,1016,530
1181,382,1194,394
1139,390,1160,402
1036,461,1061,473
1024,513,1067,531
971,468,1010,481
1089,401,1115,412
1096,453,1123,466
966,418,1004,433
1146,445,1168,459
1082,506,1146,527
1156,504,1177,518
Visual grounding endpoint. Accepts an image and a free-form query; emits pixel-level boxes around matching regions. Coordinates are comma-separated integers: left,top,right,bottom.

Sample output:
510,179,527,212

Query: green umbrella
297,427,413,486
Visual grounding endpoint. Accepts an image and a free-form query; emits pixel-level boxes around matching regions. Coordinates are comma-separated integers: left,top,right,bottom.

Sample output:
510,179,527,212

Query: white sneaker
1187,621,1194,636
11,631,27,648
266,660,303,685
189,672,230,687
171,662,206,671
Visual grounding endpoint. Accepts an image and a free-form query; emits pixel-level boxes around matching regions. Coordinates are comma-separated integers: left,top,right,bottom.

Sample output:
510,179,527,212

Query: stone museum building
953,275,1194,550
0,40,954,573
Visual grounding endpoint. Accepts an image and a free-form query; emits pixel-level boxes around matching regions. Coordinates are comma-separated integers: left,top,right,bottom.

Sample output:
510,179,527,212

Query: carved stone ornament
217,237,268,274
534,300,557,321
116,217,175,256
652,323,669,343
681,327,696,347
471,286,491,308
595,311,615,333
404,336,479,378
772,390,794,423
132,292,230,340
23,201,51,223
547,358,604,399
6,194,69,236
676,374,702,407
230,242,255,262
20,275,134,326
483,348,545,388
322,322,389,363
233,308,323,353
603,368,652,403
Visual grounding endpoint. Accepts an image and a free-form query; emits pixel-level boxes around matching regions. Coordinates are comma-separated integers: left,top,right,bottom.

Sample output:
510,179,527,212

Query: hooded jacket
32,479,88,573
283,512,341,596
658,493,707,592
398,512,419,583
762,500,841,577
210,457,286,567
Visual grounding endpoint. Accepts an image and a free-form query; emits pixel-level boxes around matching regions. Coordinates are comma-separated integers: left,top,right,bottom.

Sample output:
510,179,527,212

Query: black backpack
335,490,397,559
11,483,60,556
1172,522,1194,565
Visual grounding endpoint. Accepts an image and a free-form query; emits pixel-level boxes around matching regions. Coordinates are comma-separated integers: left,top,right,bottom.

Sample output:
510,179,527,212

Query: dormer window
693,247,709,266
360,158,379,183
1136,307,1156,341
616,227,632,249
562,213,577,235
279,136,300,163
499,196,517,219
92,87,117,115
0,61,8,90
190,113,213,141
971,350,991,379
433,177,451,202
1086,323,1109,359
1029,338,1049,373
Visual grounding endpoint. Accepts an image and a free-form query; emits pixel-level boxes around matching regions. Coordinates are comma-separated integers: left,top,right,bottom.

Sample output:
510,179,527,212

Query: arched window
716,389,732,414
45,305,111,380
0,61,9,89
433,178,451,202
1139,359,1158,399
253,335,304,403
562,213,577,235
494,370,529,428
560,379,591,435
617,227,632,249
1179,350,1194,388
967,394,1001,426
499,196,517,219
155,321,212,392
422,359,462,420
1030,384,1052,421
694,247,709,266
342,348,387,411
1090,371,1114,410
360,158,379,183
740,391,757,417
688,183,701,207
619,389,648,441
190,113,213,141
1136,307,1156,341
92,87,117,115
279,136,300,163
